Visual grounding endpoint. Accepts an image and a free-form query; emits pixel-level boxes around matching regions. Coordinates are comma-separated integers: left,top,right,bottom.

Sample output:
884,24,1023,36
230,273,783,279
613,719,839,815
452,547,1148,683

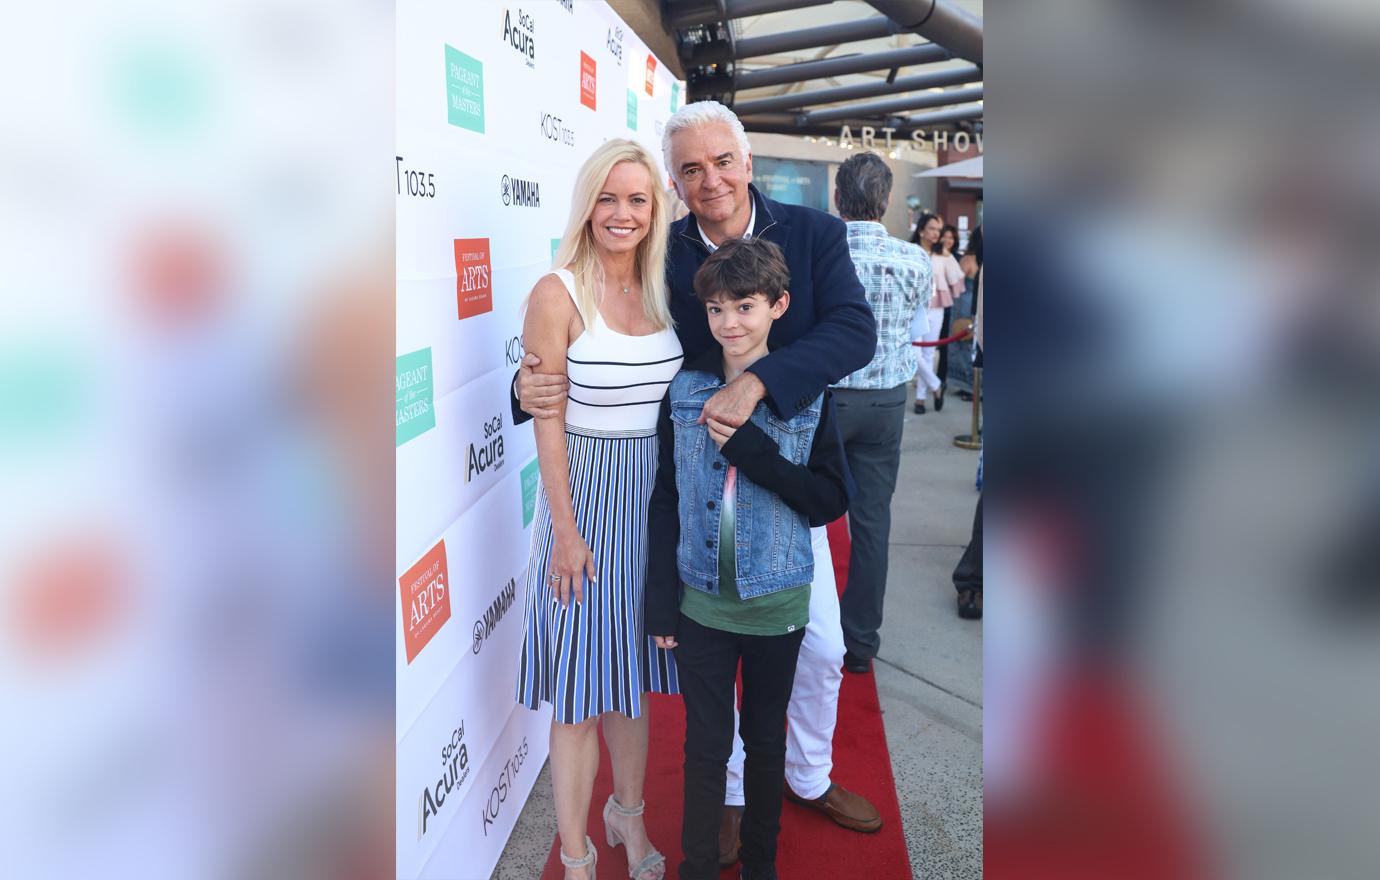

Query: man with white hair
516,101,882,877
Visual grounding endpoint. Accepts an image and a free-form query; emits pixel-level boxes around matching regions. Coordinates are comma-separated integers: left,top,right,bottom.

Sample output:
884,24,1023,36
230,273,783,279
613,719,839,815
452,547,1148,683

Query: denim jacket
645,346,850,637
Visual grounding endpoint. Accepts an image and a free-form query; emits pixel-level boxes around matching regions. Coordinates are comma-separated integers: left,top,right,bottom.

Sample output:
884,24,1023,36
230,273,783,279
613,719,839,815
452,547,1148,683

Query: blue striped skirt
516,428,679,724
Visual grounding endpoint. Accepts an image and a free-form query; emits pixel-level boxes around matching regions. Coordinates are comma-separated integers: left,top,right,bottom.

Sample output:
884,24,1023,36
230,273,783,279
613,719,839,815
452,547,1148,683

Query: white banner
396,2,683,876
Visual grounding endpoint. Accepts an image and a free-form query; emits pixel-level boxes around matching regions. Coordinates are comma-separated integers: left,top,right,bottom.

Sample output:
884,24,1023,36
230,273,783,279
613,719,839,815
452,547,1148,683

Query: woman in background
929,223,967,409
909,214,942,413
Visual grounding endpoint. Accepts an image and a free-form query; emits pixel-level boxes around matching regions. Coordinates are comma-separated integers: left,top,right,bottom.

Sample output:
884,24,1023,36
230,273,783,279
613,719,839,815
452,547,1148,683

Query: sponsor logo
472,576,517,654
521,458,540,527
540,112,575,147
502,8,536,68
557,0,573,11
550,238,561,264
418,721,471,839
445,45,484,132
467,413,506,484
396,156,436,198
399,540,450,663
481,736,531,836
607,26,624,66
644,55,656,96
396,348,436,446
579,52,597,110
671,81,681,112
505,335,525,367
626,89,637,131
501,174,541,208
454,238,492,320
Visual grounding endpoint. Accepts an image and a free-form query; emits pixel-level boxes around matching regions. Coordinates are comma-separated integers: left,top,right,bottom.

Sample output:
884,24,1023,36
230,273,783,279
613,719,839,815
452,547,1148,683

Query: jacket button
712,461,722,470
705,539,713,548
707,501,716,510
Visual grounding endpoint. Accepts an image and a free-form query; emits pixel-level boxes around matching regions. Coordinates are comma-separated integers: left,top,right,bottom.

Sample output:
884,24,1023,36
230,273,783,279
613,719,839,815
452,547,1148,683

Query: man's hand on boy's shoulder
700,371,765,429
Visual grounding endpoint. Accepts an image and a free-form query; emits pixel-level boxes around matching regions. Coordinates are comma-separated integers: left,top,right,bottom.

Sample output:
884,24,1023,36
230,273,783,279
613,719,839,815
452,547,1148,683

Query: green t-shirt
680,465,810,636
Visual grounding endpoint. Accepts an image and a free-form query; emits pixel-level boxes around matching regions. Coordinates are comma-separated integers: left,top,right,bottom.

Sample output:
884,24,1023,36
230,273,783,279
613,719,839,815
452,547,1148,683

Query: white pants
911,305,944,394
725,525,845,804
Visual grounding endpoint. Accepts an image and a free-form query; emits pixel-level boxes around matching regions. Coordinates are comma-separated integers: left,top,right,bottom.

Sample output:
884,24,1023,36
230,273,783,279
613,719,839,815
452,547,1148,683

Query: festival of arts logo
454,238,492,320
644,55,656,96
580,51,597,110
399,540,450,663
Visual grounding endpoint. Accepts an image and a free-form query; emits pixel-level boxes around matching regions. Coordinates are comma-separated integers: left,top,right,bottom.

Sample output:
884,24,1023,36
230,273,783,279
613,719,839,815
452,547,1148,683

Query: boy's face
705,290,790,359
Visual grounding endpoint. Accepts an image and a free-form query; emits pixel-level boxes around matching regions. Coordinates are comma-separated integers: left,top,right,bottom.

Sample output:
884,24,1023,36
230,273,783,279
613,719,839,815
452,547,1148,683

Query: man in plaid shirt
829,152,932,673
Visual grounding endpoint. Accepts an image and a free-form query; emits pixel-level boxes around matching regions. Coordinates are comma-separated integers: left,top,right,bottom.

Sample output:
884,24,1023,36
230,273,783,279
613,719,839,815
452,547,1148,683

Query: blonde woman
515,139,681,880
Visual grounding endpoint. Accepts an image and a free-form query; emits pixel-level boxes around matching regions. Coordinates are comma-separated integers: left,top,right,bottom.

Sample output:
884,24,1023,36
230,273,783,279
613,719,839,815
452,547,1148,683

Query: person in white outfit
909,213,943,413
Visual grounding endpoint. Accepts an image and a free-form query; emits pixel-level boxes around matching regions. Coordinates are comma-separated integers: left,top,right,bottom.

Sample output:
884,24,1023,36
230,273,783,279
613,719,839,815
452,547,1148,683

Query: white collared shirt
697,198,757,252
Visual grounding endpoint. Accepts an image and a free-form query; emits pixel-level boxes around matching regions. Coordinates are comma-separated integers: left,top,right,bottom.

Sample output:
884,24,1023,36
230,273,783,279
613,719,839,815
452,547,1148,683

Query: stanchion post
953,365,981,450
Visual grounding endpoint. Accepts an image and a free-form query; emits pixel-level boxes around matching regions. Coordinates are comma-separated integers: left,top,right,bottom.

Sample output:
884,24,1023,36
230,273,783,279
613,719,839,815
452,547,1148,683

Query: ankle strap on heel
560,834,597,869
605,795,646,817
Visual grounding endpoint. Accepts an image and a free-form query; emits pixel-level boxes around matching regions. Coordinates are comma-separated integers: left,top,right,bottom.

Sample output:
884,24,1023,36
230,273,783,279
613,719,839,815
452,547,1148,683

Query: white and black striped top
554,269,682,436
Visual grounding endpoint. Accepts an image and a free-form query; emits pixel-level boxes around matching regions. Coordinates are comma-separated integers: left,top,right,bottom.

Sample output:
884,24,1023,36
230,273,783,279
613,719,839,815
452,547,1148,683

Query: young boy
646,237,850,880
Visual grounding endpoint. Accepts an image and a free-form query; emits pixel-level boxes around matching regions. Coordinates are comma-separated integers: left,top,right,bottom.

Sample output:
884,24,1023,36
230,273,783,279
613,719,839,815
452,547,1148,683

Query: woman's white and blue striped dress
516,270,683,724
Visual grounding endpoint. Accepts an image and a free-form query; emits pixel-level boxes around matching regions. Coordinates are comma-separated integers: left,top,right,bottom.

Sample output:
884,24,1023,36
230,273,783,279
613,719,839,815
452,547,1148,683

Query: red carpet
541,518,912,879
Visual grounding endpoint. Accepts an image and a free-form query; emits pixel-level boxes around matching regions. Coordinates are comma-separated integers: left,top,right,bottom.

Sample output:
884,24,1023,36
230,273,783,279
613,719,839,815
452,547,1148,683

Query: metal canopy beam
798,84,982,123
733,43,951,90
863,0,983,63
901,102,983,125
683,16,902,65
731,63,980,115
664,0,836,30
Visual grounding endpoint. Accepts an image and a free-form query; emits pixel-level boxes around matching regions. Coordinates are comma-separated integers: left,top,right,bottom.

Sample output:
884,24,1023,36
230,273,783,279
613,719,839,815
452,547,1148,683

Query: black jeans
833,384,908,660
953,493,983,594
673,614,806,880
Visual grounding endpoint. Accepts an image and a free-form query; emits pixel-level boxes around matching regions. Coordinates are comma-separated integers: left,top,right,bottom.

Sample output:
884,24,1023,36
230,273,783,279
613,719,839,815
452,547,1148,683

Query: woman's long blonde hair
551,138,673,331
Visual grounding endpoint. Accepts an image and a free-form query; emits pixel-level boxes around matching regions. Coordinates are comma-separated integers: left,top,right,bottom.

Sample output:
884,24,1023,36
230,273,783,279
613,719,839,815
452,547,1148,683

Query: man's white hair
661,100,752,180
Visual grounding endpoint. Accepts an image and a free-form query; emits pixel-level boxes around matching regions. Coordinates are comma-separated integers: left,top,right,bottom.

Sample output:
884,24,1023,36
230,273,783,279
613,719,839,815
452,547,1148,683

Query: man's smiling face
669,121,753,229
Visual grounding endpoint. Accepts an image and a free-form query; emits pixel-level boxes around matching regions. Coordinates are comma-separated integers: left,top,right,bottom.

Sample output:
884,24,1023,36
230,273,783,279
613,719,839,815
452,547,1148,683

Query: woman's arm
524,275,594,606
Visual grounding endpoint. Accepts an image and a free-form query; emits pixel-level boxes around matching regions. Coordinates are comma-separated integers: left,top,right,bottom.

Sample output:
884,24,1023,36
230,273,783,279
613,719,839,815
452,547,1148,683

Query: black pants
673,614,806,880
833,384,908,660
937,306,952,386
953,493,983,594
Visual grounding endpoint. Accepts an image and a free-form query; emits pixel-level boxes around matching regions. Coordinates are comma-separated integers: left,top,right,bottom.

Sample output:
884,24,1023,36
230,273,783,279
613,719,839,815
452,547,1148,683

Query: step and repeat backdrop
396,2,683,877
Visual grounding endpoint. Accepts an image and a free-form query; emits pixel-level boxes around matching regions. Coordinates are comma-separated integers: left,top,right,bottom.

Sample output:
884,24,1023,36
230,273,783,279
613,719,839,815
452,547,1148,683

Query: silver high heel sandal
603,795,666,880
560,834,597,880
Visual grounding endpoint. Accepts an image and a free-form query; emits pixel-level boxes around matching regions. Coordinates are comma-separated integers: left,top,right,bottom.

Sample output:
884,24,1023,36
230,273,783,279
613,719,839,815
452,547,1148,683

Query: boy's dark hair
692,237,790,305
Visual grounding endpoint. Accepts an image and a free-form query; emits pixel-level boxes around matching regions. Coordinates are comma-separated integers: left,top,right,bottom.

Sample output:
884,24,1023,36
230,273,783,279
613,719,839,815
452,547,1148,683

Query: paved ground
492,385,983,879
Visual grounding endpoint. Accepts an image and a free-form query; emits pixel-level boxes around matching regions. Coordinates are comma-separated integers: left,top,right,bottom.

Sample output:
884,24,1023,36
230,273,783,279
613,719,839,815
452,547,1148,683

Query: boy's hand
653,635,678,649
705,416,737,449
700,371,765,429
518,353,567,419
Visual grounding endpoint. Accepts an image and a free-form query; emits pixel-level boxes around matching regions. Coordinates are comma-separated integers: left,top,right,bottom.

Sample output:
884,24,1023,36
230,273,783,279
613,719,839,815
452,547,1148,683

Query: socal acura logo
467,413,505,483
418,720,471,839
472,577,516,654
502,8,536,67
500,174,541,208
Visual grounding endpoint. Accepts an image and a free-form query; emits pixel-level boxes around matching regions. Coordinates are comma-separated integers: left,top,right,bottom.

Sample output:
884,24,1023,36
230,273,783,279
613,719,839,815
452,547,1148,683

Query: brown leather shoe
785,782,882,833
719,804,743,866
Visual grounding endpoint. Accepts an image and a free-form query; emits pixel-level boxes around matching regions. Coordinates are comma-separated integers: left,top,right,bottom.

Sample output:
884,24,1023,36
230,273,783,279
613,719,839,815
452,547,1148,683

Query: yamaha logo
472,577,517,654
501,174,541,208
